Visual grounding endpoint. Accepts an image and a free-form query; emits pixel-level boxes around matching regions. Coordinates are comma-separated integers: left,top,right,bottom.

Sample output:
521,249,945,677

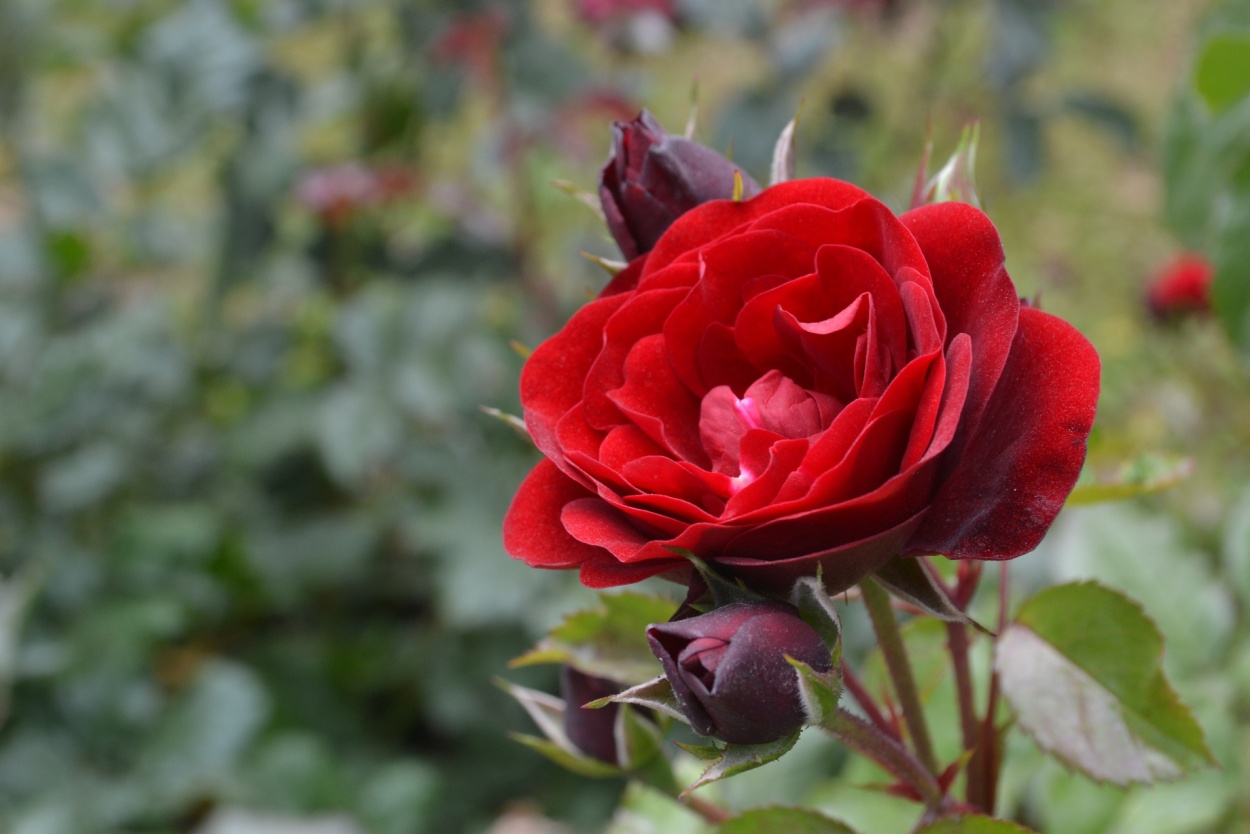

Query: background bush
0,1,1246,832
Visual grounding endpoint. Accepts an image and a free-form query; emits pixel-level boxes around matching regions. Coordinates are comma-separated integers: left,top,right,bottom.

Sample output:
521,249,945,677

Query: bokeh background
0,1,1248,832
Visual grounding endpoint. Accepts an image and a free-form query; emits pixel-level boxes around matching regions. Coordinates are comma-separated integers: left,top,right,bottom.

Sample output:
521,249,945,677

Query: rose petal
608,334,709,466
907,306,1100,560
503,459,614,569
522,294,627,459
902,201,1019,436
642,178,875,277
584,286,689,430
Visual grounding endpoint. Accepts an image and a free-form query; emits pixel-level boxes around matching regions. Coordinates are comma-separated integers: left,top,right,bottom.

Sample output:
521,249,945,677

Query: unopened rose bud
599,110,760,260
646,601,831,745
1146,252,1213,319
560,666,623,764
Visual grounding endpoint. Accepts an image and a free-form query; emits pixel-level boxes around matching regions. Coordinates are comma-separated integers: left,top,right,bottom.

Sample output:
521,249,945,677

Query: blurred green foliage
0,0,1246,832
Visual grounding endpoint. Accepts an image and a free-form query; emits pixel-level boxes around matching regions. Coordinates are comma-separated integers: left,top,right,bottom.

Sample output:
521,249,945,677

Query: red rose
504,178,1099,593
1145,252,1213,319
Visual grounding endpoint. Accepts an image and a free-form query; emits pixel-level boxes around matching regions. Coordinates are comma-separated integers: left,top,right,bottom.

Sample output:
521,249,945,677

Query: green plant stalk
821,707,944,808
859,577,940,775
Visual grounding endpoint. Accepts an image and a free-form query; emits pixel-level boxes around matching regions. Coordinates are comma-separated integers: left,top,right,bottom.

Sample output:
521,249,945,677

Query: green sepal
669,548,765,608
786,656,843,727
789,571,844,665
586,674,690,725
681,731,801,798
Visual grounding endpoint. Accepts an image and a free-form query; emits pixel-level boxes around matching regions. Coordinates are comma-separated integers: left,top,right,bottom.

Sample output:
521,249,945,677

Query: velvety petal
746,200,931,281
718,511,927,594
907,306,1100,560
579,553,686,588
503,459,613,569
642,178,876,278
735,245,907,392
621,456,731,516
723,436,810,517
662,229,817,395
584,286,689,430
607,334,709,466
902,201,1019,434
522,294,627,459
901,333,971,472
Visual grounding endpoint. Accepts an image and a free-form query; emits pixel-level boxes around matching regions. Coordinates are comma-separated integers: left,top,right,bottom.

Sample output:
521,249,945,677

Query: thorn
480,405,530,440
685,79,700,139
578,250,627,275
551,179,605,222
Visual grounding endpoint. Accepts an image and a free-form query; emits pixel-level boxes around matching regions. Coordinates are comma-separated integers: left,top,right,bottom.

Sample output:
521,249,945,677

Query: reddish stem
946,622,978,755
967,561,1010,814
841,661,902,742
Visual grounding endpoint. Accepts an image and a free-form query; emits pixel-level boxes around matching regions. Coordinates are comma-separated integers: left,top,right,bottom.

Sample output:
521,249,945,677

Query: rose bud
599,110,760,260
646,601,831,745
1146,252,1213,319
560,665,624,764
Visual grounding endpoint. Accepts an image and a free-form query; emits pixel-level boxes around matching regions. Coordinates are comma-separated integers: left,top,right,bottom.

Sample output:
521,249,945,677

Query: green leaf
1195,35,1250,112
1054,505,1233,673
682,732,801,798
915,816,1037,833
1222,484,1250,608
995,582,1214,785
511,592,677,683
718,806,859,834
1212,191,1250,350
786,657,842,727
1065,453,1193,506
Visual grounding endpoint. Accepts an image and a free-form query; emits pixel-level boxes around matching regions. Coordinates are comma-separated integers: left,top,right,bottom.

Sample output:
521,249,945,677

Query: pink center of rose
698,370,842,493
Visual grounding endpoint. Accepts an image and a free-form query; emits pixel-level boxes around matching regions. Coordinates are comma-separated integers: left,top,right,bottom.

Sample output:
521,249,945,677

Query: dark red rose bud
599,110,760,260
1146,253,1213,319
560,665,623,764
646,601,831,745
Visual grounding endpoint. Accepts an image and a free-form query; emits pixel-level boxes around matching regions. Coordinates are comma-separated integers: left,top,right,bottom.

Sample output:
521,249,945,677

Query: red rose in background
1146,253,1213,319
504,178,1099,593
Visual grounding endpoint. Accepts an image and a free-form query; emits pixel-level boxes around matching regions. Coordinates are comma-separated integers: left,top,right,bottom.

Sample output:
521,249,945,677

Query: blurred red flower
1146,253,1213,319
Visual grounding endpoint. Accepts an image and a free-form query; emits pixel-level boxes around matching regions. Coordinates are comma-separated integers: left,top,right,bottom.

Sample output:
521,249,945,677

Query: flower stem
682,795,733,825
946,621,978,754
821,707,944,808
967,561,1010,813
859,577,940,775
841,660,901,742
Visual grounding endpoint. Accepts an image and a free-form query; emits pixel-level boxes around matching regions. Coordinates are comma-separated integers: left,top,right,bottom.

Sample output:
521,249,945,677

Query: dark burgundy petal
561,667,624,764
907,306,1100,560
646,601,830,743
